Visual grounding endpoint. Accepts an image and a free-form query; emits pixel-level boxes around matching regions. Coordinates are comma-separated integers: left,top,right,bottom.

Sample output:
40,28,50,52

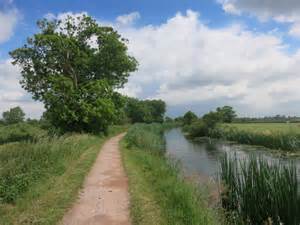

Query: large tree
2,106,25,124
183,111,198,125
10,15,138,132
216,106,237,123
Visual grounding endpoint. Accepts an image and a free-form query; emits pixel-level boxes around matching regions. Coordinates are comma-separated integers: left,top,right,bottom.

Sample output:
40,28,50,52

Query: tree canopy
125,98,166,123
216,106,237,123
10,15,138,133
183,111,198,125
2,107,25,125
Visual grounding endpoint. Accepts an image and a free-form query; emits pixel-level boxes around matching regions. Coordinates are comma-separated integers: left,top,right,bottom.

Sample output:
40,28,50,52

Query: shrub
0,123,47,144
184,120,209,138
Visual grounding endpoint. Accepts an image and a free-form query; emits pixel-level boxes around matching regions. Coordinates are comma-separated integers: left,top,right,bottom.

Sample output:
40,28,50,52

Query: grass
0,125,126,225
220,153,300,225
208,123,300,151
122,123,219,225
0,123,47,144
226,122,300,134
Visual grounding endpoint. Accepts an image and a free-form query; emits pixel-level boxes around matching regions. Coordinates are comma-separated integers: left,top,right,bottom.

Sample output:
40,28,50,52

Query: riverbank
184,121,300,152
0,126,126,225
165,127,300,224
121,123,220,225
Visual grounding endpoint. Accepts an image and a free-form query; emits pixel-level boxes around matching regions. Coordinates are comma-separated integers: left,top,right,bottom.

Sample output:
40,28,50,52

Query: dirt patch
60,133,131,225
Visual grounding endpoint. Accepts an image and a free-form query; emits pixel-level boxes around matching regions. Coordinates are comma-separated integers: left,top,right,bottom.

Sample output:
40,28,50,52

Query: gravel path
61,133,131,225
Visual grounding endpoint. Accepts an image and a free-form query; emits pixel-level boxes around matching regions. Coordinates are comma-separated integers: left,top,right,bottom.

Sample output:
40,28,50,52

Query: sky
1,0,300,118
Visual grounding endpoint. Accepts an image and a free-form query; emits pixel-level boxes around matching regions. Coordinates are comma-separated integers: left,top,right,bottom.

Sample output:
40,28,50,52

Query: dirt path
61,133,131,225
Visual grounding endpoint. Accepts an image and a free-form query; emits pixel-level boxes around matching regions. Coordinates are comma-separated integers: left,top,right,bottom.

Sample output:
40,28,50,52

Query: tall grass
212,125,300,151
123,123,219,225
0,123,47,144
220,153,300,225
0,134,98,204
125,123,165,153
0,125,126,224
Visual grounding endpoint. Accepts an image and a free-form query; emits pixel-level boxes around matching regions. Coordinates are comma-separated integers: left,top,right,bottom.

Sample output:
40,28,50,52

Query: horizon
1,0,300,118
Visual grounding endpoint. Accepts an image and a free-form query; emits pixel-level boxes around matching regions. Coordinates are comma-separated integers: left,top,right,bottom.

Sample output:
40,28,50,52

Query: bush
184,120,209,138
0,123,47,144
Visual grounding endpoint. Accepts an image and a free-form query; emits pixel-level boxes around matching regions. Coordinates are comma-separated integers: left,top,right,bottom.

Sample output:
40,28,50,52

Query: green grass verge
122,124,219,225
0,126,126,225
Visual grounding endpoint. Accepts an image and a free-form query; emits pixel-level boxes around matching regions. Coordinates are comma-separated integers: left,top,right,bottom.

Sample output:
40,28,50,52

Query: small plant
219,153,300,225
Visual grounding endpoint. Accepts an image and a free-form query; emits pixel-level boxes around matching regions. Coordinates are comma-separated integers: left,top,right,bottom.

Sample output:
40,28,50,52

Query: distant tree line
234,115,300,123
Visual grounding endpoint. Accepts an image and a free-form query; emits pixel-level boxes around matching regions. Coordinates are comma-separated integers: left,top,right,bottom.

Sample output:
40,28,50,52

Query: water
165,128,300,180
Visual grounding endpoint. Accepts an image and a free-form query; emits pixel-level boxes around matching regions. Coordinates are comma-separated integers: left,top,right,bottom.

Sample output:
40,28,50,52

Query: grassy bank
212,123,300,151
122,123,219,225
185,121,300,151
0,126,125,225
220,153,300,225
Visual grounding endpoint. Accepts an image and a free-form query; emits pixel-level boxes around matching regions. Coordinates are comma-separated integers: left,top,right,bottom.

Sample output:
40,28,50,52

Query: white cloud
0,9,18,43
217,0,300,38
289,23,300,37
116,12,140,26
4,9,300,118
116,10,300,115
0,60,44,118
0,8,42,118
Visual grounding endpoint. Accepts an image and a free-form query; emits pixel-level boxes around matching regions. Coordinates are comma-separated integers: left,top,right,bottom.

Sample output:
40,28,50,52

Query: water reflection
165,128,300,179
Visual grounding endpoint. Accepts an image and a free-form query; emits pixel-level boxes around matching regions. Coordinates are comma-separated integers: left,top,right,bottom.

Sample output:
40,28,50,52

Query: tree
145,99,166,123
216,106,237,123
124,97,166,123
2,106,25,124
183,111,198,125
202,111,220,129
165,116,173,123
10,15,138,133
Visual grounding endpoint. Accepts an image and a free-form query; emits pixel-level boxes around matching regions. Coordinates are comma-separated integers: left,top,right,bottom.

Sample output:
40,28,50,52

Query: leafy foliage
125,97,166,123
10,15,137,133
0,123,47,144
183,111,198,125
2,107,25,125
216,106,236,123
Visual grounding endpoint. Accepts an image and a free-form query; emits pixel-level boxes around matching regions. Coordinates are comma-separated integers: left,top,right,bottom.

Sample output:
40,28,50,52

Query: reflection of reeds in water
219,153,300,225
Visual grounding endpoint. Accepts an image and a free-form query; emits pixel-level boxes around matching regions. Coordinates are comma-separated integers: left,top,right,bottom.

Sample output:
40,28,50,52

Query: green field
226,122,300,134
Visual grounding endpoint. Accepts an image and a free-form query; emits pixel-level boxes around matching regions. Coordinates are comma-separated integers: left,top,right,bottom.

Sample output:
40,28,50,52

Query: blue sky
1,0,300,118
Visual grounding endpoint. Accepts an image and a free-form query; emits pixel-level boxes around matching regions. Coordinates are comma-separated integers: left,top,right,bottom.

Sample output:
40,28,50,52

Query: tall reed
220,153,300,225
211,126,300,151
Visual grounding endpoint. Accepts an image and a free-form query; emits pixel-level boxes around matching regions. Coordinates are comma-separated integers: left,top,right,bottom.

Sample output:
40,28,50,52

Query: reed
220,153,300,225
211,125,300,151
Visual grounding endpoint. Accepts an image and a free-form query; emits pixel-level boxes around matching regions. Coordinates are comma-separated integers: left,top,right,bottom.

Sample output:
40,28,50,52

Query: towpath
61,133,131,225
